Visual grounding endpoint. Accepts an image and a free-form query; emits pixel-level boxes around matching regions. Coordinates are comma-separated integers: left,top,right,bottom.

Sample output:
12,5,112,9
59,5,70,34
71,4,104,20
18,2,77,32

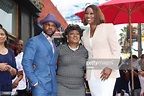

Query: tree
118,26,130,53
119,24,144,55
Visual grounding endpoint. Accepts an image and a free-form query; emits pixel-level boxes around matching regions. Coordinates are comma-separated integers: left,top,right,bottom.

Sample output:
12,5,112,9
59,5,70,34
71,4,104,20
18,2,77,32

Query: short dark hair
64,24,83,37
129,55,138,59
83,5,105,26
62,24,84,43
0,24,3,28
140,54,144,59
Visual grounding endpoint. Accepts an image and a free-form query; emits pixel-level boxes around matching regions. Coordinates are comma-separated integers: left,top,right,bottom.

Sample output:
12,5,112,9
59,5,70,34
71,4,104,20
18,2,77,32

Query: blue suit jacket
22,33,58,93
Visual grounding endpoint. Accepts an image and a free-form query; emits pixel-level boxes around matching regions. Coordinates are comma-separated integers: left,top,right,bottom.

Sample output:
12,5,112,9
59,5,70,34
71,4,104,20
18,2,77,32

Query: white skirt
88,70,116,96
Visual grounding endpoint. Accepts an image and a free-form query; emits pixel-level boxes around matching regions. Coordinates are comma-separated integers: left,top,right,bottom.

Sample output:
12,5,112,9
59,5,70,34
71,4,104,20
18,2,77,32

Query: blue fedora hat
40,13,61,28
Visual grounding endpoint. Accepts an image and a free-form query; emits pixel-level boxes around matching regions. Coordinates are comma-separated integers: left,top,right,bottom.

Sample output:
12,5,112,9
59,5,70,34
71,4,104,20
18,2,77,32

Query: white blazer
82,23,121,80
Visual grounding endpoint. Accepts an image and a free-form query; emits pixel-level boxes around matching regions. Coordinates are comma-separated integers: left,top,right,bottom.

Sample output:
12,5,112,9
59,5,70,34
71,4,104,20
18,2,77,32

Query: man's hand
12,80,19,88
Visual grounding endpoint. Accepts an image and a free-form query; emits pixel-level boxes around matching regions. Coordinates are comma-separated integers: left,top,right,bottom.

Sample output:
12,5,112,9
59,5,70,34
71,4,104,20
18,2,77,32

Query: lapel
52,40,57,57
38,33,54,56
83,24,104,49
83,28,92,49
91,24,104,48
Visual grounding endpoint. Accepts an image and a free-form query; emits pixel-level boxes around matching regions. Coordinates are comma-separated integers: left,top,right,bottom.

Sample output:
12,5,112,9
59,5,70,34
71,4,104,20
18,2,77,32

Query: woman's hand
0,63,9,71
100,67,112,81
6,65,17,76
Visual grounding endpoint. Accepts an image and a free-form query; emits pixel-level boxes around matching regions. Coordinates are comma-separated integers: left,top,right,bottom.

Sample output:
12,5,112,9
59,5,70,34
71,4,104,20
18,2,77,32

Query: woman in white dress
81,5,121,96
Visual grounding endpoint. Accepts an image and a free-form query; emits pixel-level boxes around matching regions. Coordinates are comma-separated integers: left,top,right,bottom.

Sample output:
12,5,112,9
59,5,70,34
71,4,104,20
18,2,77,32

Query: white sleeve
15,52,23,71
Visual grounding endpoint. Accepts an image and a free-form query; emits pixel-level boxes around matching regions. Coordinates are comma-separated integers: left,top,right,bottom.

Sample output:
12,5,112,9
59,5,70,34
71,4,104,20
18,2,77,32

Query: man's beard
48,32,55,37
44,31,55,37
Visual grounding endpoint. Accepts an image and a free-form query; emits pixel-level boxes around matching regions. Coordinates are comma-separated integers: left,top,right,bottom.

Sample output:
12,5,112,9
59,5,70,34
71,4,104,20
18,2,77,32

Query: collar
42,32,54,41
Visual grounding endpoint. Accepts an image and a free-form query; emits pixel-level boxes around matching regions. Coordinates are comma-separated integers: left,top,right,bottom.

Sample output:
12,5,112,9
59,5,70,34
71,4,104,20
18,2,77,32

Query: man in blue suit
22,14,61,96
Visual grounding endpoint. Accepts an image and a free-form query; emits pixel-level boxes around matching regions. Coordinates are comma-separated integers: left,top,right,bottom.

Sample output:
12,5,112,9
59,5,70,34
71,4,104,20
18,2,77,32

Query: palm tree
119,24,144,55
118,26,130,53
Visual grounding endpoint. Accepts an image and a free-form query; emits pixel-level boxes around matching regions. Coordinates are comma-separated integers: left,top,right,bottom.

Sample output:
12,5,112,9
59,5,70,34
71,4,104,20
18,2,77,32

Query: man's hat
40,13,61,28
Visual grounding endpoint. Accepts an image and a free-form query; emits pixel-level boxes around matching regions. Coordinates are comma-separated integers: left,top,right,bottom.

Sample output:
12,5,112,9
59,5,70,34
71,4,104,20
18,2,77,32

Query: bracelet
9,67,12,72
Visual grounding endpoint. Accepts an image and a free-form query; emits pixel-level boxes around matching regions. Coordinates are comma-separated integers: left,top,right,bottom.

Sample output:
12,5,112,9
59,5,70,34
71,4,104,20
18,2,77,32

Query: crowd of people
0,4,144,96
113,54,144,96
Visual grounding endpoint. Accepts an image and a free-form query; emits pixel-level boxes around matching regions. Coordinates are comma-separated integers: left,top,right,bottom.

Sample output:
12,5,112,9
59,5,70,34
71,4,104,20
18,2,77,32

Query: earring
67,39,69,42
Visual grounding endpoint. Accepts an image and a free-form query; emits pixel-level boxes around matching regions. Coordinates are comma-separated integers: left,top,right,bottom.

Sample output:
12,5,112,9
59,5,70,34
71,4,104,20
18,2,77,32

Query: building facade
0,0,43,45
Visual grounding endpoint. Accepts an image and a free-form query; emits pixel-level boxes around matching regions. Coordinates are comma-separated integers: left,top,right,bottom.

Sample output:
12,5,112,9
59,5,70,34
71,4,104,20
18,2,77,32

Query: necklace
68,45,79,51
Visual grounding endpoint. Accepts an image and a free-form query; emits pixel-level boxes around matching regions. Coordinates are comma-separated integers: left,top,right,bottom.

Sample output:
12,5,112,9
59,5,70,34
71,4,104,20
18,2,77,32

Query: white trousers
139,75,144,95
88,71,116,96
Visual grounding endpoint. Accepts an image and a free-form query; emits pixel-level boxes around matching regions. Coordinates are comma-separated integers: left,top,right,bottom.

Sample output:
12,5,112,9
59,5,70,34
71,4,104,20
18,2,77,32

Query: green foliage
118,26,127,46
119,24,144,53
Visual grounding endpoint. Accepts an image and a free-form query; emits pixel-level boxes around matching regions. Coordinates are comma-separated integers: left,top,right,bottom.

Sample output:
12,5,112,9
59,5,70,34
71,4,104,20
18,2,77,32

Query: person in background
0,27,17,96
124,55,141,96
56,24,88,96
81,5,121,96
113,59,130,96
138,54,144,96
22,13,60,96
12,39,28,96
8,43,15,51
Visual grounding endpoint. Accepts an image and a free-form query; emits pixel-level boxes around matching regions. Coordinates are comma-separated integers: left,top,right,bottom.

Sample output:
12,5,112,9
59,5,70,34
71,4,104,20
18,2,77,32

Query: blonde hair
83,5,105,26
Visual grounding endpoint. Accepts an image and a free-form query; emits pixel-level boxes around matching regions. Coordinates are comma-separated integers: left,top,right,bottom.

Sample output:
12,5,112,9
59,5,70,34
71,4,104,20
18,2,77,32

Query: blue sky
51,0,108,20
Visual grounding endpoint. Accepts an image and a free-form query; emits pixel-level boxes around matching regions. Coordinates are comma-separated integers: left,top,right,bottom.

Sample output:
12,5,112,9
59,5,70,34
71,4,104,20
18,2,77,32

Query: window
0,0,17,36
